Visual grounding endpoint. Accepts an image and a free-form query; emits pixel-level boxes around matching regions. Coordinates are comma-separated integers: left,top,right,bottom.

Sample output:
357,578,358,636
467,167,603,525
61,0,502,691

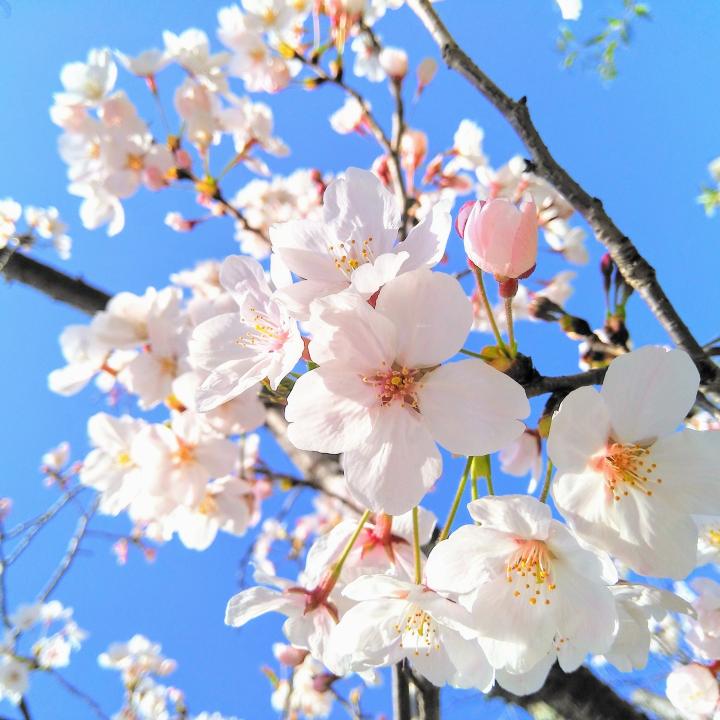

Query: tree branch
405,0,718,389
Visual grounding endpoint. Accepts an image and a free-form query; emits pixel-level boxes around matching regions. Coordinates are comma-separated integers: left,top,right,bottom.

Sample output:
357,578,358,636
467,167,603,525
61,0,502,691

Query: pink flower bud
379,47,408,81
312,673,336,693
400,129,428,174
112,538,129,565
174,149,193,170
462,198,538,280
164,212,195,232
454,199,477,239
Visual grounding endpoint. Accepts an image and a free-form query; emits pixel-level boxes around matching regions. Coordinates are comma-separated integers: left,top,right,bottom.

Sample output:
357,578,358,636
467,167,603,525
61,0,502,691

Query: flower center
198,493,219,516
126,153,145,171
173,439,195,465
395,605,440,656
237,307,289,352
506,539,556,607
363,364,420,408
327,236,375,278
592,442,662,501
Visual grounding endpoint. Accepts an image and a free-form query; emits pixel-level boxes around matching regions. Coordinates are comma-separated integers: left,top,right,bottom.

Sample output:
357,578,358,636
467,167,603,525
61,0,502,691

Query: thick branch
492,664,648,720
1,248,109,314
406,0,718,388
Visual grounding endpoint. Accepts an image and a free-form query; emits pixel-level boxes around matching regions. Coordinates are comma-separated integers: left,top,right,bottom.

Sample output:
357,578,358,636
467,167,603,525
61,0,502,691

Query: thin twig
37,498,99,604
45,668,111,720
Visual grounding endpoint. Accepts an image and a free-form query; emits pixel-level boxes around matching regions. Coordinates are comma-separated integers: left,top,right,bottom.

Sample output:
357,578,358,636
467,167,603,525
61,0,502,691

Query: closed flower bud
462,198,538,280
379,47,408,81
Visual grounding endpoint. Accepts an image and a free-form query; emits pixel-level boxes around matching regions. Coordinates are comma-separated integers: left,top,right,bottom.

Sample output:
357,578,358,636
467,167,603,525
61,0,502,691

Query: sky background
1,0,719,718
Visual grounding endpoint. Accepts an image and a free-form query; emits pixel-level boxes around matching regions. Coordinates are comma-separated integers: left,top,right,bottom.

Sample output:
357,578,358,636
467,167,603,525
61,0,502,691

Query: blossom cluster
6,0,719,718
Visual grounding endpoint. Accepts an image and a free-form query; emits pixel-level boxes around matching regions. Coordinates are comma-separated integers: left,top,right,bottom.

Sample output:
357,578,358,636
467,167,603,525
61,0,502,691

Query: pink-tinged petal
269,220,341,282
547,386,611,473
399,202,451,271
322,168,400,254
350,251,409,297
194,437,237,478
392,507,437,545
467,495,553,540
342,403,441,515
418,359,528,456
225,586,296,626
285,365,377,453
375,269,472,367
600,347,699,444
219,255,272,308
189,313,257,370
274,279,348,320
196,357,271,411
306,290,397,369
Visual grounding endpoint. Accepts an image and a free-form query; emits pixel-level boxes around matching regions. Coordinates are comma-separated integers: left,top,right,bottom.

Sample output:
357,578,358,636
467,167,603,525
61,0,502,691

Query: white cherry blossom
426,495,618,675
548,346,720,579
286,269,529,515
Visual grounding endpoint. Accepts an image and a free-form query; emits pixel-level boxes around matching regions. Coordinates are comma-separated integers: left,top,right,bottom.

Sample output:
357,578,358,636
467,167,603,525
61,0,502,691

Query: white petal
398,201,451,272
343,403,441,515
547,386,611,473
286,365,377,453
375,269,472,367
225,587,295,626
418,359,528,456
601,346,699,444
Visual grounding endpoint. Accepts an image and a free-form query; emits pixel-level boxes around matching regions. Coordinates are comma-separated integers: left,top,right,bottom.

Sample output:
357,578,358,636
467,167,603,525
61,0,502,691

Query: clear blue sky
1,1,719,718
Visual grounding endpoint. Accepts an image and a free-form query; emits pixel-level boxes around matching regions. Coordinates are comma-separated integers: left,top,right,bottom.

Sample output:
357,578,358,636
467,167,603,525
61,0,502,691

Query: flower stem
485,459,495,496
473,267,509,354
504,296,516,356
539,460,554,503
439,458,472,541
412,506,422,584
330,509,370,581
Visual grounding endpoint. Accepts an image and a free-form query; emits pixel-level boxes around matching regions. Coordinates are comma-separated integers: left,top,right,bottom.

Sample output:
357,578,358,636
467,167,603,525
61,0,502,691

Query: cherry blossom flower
80,413,147,515
685,578,720,660
602,584,691,672
188,255,303,411
286,270,529,514
378,47,408,80
426,495,618,676
329,98,369,135
132,413,238,506
304,509,437,584
56,48,117,106
270,654,334,718
0,198,22,247
270,168,451,317
168,475,257,551
499,430,543,493
327,575,495,691
351,34,384,82
114,49,169,78
47,325,113,396
0,657,29,705
548,346,720,579
225,570,343,660
99,635,177,685
666,664,719,719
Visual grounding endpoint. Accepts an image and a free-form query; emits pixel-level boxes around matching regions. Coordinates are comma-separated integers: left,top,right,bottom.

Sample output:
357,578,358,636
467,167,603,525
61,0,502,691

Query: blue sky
1,1,719,718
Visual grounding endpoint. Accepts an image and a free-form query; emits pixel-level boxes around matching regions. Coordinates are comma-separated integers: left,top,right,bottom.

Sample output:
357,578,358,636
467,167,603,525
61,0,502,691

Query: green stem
539,460,554,503
485,459,495,496
412,507,422,584
439,458,472,541
473,267,509,353
470,475,478,501
330,509,370,581
459,348,485,359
